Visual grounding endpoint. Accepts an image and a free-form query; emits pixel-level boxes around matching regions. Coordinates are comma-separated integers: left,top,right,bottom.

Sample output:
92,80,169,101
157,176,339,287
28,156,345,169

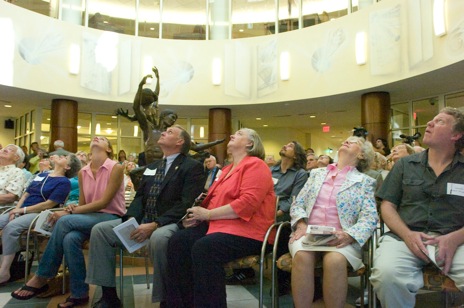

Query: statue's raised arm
191,138,225,152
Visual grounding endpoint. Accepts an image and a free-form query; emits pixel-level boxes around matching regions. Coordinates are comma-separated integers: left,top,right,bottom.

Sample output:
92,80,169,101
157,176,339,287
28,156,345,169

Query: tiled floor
1,262,462,308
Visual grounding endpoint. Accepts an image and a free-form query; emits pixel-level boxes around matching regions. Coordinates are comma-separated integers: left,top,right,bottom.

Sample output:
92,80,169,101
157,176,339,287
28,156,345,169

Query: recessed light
321,122,326,125
263,124,268,127
111,116,117,119
4,104,12,108
309,115,316,118
150,27,155,30
256,118,262,120
47,118,51,121
239,29,244,32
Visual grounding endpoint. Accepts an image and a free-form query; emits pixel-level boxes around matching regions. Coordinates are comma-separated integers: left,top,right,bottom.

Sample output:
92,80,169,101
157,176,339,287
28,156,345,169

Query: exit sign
322,125,330,132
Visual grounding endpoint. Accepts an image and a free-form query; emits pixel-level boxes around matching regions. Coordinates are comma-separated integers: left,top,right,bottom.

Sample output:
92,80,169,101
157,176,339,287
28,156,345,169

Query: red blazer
203,156,276,243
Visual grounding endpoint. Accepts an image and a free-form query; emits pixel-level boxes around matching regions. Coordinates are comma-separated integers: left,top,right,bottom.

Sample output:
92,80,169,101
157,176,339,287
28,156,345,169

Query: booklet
423,245,444,273
302,225,337,247
34,210,55,236
113,217,148,253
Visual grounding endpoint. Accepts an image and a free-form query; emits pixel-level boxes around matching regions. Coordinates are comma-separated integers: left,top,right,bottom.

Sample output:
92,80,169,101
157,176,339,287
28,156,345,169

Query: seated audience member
117,150,127,165
271,141,308,295
305,148,315,155
0,153,81,285
317,154,333,168
124,161,137,190
29,148,48,174
18,156,33,190
306,153,318,173
203,155,222,191
165,128,275,308
86,125,205,308
12,137,125,308
75,151,89,166
374,138,391,156
289,136,378,307
0,145,26,207
385,143,415,171
371,108,464,307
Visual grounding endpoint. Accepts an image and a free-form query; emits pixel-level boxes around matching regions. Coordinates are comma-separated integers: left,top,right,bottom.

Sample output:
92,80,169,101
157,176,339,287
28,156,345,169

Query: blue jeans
36,213,119,298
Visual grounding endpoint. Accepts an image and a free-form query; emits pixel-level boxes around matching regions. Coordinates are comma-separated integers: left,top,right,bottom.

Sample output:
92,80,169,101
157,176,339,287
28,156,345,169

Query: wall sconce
433,0,446,37
96,123,101,135
133,125,139,137
355,32,367,65
69,43,80,75
212,58,222,85
280,51,290,80
200,126,205,138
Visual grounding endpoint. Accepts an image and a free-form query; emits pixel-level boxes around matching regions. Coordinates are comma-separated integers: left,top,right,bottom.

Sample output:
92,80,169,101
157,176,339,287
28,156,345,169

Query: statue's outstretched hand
139,74,153,87
152,66,159,78
117,108,129,117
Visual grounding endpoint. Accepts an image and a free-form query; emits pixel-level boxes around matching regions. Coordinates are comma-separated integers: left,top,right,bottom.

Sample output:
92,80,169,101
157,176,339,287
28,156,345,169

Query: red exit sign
322,125,330,132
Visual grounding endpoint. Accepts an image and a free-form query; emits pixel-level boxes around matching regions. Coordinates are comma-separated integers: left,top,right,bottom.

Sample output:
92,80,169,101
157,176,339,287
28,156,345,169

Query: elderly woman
385,143,415,171
0,152,81,285
289,136,379,308
166,128,276,308
0,144,26,207
12,137,125,308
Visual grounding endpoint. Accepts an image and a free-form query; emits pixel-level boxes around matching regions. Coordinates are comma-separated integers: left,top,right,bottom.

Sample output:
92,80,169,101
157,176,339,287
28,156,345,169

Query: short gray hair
54,140,65,148
240,128,265,160
65,154,82,178
6,144,25,166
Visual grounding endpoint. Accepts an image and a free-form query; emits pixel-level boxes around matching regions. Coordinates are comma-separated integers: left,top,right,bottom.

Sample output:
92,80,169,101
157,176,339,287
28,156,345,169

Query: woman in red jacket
166,128,276,308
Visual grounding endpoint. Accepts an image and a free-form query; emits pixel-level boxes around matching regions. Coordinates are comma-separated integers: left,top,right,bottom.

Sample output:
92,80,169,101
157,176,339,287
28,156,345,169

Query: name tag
33,176,45,182
143,168,157,176
272,177,279,185
447,183,464,197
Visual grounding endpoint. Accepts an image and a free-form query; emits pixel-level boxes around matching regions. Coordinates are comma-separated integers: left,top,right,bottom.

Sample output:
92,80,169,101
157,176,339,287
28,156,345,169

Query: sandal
57,296,90,308
11,284,49,300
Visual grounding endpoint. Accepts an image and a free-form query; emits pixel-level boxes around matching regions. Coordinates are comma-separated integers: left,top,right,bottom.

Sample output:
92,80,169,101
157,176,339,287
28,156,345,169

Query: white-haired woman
289,136,379,308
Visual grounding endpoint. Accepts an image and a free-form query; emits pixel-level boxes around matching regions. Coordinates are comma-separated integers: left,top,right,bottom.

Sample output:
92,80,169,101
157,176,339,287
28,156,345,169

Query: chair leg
120,249,124,304
144,254,150,289
62,256,66,294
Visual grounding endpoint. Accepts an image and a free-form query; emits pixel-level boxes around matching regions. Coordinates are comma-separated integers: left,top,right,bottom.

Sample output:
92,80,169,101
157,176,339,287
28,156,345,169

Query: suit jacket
125,153,206,226
290,167,378,248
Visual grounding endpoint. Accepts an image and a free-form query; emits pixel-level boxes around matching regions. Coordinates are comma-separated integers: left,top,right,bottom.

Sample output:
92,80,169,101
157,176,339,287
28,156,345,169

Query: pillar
361,92,391,144
209,108,231,165
50,99,78,153
210,0,230,40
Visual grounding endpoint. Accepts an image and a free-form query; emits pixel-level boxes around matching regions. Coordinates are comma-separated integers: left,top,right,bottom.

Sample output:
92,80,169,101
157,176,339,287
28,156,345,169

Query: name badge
447,183,464,197
143,168,157,176
272,177,279,185
33,176,45,182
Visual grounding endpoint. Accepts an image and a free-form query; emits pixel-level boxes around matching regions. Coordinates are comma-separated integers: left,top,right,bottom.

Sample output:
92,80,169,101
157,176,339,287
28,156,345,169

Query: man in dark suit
86,125,206,308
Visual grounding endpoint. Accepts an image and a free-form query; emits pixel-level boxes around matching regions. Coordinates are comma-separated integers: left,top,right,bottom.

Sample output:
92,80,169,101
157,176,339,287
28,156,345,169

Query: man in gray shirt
371,107,464,307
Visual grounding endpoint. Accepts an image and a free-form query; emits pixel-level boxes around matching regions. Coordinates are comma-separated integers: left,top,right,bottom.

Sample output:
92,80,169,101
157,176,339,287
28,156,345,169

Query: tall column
209,0,230,40
50,99,78,153
361,92,391,144
209,108,231,165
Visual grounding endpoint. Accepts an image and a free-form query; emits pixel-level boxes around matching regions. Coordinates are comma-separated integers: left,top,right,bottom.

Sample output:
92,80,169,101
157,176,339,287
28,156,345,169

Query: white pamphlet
302,225,337,248
34,210,55,236
113,218,148,253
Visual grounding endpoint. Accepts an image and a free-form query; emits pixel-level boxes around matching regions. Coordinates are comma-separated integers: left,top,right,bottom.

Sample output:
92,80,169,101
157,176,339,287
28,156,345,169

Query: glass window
61,0,85,25
40,133,50,150
412,97,438,127
120,137,142,158
302,0,348,28
95,114,118,137
190,118,208,144
445,91,464,110
232,0,274,38
162,0,206,40
278,0,300,33
31,110,35,132
88,0,136,35
77,113,92,135
138,0,160,38
120,116,141,137
391,103,409,130
41,109,51,132
12,0,51,17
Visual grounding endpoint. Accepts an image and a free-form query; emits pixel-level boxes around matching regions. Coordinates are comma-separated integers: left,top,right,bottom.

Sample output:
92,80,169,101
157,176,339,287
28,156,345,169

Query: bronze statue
120,67,225,189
